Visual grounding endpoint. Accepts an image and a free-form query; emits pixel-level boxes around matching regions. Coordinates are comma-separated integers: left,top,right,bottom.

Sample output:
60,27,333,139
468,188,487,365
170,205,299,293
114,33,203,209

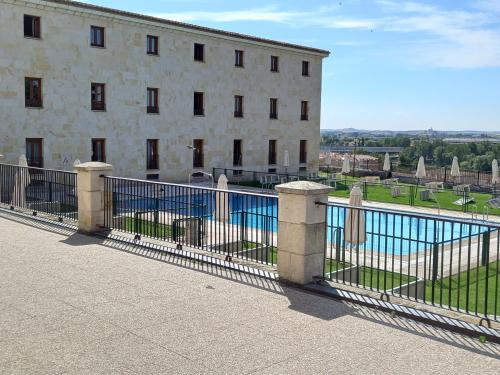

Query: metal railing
329,176,499,217
321,201,500,322
212,167,327,192
394,165,493,189
103,176,278,265
0,163,78,221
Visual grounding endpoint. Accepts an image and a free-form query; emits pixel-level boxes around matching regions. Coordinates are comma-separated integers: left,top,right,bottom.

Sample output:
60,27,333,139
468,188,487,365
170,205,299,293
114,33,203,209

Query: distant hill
321,128,500,138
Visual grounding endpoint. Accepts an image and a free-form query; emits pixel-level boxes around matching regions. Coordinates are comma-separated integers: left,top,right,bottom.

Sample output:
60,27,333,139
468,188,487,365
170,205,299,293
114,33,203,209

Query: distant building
0,0,329,181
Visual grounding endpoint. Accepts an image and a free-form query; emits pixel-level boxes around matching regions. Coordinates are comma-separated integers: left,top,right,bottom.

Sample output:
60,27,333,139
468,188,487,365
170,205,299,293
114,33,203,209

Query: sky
84,0,500,132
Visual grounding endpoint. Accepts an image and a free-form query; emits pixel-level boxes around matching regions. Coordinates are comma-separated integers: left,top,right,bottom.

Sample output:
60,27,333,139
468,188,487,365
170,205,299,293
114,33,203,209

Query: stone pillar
75,162,113,234
0,154,4,162
275,181,333,285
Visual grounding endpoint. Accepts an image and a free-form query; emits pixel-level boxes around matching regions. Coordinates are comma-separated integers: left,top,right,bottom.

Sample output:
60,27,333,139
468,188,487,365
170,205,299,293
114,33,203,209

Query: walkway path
0,213,499,374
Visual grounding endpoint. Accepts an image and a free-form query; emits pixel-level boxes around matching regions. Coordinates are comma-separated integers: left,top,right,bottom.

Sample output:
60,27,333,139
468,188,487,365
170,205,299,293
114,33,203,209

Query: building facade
0,0,329,181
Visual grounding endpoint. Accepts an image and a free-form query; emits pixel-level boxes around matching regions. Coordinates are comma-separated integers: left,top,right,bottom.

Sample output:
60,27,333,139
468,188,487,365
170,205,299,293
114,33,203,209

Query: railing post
482,231,490,267
75,162,113,234
275,181,333,285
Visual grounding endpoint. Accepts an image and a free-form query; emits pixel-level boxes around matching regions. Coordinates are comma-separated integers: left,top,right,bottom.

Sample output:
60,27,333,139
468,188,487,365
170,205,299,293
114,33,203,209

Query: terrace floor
0,212,499,374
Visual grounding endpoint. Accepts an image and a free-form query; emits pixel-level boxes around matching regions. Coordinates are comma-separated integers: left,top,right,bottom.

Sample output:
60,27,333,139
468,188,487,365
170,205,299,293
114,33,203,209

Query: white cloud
474,0,500,12
376,2,500,68
150,6,310,24
149,1,500,69
148,6,375,30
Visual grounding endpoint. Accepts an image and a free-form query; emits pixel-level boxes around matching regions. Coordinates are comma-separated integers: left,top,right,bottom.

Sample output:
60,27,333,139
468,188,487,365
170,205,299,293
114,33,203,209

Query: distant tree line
321,135,411,147
399,140,500,171
321,135,500,172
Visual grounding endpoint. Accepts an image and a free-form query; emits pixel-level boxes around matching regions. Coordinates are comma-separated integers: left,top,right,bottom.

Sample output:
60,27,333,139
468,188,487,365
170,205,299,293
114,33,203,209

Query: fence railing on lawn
0,163,78,221
320,201,500,322
394,165,493,189
328,175,499,217
103,176,278,265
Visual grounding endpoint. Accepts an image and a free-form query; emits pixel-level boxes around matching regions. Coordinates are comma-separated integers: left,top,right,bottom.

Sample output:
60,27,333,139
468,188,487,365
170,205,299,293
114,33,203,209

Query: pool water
115,193,487,255
326,207,485,255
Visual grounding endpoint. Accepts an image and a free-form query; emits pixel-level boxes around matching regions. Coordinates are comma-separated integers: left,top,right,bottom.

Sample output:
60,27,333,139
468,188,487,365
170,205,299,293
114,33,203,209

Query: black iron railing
394,165,494,188
212,167,327,192
0,163,78,221
103,176,278,265
320,201,500,322
327,177,499,217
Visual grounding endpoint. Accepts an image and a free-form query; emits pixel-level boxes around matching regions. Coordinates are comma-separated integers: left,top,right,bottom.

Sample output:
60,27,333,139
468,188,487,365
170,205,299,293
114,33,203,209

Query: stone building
0,0,329,181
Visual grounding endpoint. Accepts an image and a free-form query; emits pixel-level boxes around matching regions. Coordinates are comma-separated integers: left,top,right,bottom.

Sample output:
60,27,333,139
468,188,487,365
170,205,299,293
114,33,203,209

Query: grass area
424,260,500,316
123,217,178,238
328,258,500,316
326,260,417,290
329,176,500,216
240,241,277,264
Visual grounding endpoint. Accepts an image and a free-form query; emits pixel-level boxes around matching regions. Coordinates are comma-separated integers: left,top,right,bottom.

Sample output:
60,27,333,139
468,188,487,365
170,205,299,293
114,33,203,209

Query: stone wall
0,0,327,182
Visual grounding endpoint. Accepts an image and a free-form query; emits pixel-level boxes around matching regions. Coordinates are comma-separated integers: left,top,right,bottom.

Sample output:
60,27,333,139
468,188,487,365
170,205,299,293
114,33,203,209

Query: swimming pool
326,206,486,255
115,192,487,255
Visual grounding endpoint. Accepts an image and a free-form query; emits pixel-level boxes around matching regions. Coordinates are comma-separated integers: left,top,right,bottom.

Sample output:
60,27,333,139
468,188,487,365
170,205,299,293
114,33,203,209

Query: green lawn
424,260,500,316
325,260,417,290
329,176,500,216
122,217,178,238
239,241,277,264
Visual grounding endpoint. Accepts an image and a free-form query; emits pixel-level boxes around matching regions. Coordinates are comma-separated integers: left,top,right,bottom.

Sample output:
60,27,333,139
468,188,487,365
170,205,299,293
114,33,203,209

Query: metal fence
394,165,493,189
0,163,78,221
103,176,278,265
329,177,499,217
321,201,500,322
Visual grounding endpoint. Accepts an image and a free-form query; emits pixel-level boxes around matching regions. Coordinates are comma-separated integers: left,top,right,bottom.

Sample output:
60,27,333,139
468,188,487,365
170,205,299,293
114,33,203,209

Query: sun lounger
487,198,500,208
420,189,431,201
453,197,475,206
453,184,470,195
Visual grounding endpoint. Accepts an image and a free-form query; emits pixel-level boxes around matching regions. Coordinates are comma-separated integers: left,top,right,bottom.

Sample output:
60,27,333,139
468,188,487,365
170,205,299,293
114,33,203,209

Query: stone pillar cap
275,180,333,195
74,162,113,171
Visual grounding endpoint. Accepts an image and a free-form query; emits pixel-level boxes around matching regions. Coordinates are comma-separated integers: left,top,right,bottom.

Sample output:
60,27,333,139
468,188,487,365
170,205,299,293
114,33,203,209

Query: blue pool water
325,207,485,255
116,193,487,255
116,192,279,232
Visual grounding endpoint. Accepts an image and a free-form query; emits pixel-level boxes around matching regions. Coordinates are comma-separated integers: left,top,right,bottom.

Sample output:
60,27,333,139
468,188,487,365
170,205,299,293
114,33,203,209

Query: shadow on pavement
1,208,499,359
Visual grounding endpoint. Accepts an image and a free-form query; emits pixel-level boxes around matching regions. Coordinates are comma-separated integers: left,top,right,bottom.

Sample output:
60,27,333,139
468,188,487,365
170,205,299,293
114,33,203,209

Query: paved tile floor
0,212,499,374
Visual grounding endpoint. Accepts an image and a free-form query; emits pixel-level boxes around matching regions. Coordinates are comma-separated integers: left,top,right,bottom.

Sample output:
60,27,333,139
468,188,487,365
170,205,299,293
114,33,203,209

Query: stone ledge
275,180,333,195
74,162,113,171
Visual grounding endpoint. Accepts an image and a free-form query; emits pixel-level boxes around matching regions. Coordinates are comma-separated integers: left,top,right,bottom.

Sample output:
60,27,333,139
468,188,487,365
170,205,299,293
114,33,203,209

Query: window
194,43,204,61
147,88,159,114
91,83,105,111
233,140,242,167
300,140,307,164
26,138,43,168
270,98,278,119
25,78,42,108
91,139,106,162
235,50,244,67
234,95,243,118
194,92,204,116
146,174,159,180
271,56,279,72
268,140,277,165
301,101,309,121
147,35,159,55
302,61,310,76
24,15,40,38
90,26,105,47
147,139,159,170
193,139,204,168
